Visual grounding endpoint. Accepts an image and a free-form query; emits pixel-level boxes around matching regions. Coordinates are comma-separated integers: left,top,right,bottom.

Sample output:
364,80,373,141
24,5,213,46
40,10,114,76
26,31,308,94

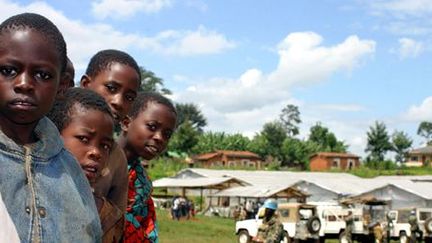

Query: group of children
0,13,177,243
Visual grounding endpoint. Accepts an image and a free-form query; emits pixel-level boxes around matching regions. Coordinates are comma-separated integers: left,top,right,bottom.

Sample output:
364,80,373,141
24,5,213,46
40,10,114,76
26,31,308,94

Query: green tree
365,121,392,162
391,130,413,163
168,120,200,153
279,104,301,137
192,132,250,154
417,121,432,145
260,121,287,160
139,67,171,94
175,103,207,132
308,122,347,152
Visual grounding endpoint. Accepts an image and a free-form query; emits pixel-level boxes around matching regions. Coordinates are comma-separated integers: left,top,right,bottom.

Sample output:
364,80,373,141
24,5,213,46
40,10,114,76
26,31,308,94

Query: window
248,161,255,167
331,158,340,169
279,209,290,218
420,211,432,221
411,156,418,161
228,161,236,167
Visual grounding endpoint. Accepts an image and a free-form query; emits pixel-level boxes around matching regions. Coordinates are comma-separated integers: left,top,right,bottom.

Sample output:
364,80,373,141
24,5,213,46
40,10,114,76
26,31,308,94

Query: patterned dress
124,159,158,243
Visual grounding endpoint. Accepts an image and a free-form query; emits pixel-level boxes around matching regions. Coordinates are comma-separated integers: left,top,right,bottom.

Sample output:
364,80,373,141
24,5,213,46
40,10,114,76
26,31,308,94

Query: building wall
310,156,360,171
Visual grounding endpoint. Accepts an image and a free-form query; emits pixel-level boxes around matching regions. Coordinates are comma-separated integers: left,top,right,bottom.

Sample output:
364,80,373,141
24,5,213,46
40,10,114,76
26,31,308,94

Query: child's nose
14,73,34,93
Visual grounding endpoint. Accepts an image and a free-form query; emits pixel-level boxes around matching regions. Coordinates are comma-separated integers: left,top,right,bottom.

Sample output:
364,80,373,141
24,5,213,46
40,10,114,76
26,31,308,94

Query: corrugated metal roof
153,177,249,188
210,184,304,198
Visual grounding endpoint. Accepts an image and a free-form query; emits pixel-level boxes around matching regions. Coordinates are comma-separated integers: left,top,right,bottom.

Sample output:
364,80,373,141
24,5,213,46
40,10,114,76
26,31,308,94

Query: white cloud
370,0,432,17
92,0,172,19
314,104,366,112
174,32,375,113
140,26,236,56
0,0,234,72
404,96,432,121
393,38,424,59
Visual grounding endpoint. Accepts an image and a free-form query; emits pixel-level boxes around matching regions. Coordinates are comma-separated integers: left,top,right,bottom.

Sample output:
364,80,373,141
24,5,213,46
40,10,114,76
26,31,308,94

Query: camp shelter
209,184,308,207
345,181,432,209
152,176,249,210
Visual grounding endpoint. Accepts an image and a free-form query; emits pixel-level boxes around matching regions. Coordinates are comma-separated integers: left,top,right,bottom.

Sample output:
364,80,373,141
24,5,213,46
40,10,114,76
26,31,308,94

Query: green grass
157,209,237,243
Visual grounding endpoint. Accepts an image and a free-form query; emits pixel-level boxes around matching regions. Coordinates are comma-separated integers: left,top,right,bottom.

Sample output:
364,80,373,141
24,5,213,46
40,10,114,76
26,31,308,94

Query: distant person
47,88,124,242
118,92,177,242
172,196,180,220
409,210,422,243
252,199,284,243
344,211,354,243
0,13,102,241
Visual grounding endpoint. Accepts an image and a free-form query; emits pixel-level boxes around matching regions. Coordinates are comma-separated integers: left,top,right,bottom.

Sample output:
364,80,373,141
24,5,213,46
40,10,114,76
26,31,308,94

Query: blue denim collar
0,117,63,161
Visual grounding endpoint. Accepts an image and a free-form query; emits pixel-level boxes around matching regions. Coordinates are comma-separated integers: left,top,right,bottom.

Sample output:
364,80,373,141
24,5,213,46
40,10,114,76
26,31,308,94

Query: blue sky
2,0,432,157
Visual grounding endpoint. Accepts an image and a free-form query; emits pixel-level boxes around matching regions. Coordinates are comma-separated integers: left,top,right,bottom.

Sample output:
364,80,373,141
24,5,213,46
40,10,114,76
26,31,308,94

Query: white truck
387,208,432,243
235,202,321,243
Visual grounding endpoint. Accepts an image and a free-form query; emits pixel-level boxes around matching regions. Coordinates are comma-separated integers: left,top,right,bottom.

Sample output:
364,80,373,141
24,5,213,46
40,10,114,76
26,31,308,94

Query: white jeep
387,208,432,243
235,202,321,243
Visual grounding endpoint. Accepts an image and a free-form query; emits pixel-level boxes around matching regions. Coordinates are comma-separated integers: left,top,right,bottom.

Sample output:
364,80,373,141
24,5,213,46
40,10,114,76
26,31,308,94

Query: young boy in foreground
48,87,123,242
0,13,101,242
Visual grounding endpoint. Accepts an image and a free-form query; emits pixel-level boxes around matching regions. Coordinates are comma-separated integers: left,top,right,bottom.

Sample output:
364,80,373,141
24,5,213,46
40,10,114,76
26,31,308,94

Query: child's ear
121,116,131,133
80,74,92,88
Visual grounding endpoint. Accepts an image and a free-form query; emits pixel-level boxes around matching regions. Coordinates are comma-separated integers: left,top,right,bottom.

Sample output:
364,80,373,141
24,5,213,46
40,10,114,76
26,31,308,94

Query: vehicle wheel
339,231,349,243
426,218,432,234
281,231,292,243
399,232,408,243
238,230,251,243
307,216,321,234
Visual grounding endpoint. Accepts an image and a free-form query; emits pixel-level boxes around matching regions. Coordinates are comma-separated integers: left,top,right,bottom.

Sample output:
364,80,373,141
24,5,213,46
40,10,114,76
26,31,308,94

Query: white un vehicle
235,202,321,243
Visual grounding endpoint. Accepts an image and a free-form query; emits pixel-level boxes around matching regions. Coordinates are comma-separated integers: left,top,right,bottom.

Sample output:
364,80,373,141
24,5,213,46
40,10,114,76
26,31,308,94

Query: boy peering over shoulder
0,13,101,242
47,87,124,242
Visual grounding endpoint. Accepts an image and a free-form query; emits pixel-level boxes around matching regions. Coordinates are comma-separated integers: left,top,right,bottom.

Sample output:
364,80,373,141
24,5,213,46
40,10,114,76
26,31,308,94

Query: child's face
0,29,61,126
60,105,114,184
81,63,140,123
123,102,176,160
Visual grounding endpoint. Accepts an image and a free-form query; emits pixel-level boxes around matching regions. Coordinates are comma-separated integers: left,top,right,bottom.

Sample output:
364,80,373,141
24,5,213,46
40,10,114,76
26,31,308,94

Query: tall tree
391,130,413,163
279,104,301,137
417,121,432,145
168,120,200,153
308,122,347,152
260,121,287,160
365,121,392,161
139,67,171,94
175,103,207,132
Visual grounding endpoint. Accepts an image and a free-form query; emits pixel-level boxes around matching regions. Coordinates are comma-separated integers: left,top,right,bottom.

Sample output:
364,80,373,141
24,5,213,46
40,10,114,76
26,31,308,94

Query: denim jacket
0,117,102,243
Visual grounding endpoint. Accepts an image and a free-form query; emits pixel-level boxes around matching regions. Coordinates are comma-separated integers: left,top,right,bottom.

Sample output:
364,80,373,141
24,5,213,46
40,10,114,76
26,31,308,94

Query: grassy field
157,209,237,243
157,209,346,243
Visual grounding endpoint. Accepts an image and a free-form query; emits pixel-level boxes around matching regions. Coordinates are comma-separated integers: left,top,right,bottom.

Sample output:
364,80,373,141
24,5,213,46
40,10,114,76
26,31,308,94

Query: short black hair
47,87,113,131
0,13,67,72
85,49,141,81
129,91,177,119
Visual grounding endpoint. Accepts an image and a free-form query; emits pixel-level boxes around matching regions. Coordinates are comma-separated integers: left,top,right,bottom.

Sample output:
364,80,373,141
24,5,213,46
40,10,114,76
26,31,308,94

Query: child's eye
0,66,17,78
102,143,112,152
125,94,136,102
35,71,52,81
76,136,89,144
147,123,157,131
105,84,117,93
163,131,173,140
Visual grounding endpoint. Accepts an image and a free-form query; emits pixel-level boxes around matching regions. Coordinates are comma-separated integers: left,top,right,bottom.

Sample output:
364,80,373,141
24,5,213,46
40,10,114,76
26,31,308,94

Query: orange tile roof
194,150,261,161
310,152,360,159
